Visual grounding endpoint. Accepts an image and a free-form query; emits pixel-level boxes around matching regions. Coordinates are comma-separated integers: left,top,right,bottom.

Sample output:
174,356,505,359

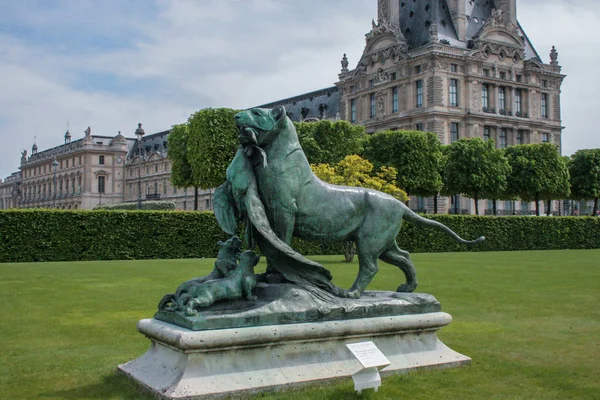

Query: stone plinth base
118,313,470,399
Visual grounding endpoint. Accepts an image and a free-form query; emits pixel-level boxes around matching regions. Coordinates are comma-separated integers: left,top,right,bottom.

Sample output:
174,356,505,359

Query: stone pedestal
118,312,470,399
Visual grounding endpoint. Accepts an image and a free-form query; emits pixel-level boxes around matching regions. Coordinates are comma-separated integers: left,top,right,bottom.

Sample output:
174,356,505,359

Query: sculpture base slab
118,313,470,399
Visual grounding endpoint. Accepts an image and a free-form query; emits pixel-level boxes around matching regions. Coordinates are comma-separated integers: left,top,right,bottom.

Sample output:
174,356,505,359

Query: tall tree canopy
444,138,510,216
363,130,443,199
295,120,367,165
187,108,241,190
569,148,600,216
167,123,194,189
504,143,570,216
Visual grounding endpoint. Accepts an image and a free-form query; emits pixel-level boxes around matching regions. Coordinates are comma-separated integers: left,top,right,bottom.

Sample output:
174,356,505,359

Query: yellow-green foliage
311,155,409,202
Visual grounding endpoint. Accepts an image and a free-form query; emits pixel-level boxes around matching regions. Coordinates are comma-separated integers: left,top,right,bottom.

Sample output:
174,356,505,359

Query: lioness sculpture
225,106,483,299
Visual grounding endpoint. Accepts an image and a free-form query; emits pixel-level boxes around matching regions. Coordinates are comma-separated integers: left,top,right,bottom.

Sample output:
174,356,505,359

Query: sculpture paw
397,282,417,293
344,290,361,299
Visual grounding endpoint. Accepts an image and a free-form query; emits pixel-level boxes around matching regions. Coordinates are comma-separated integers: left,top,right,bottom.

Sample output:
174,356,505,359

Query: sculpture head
234,106,287,147
237,250,260,271
217,236,243,258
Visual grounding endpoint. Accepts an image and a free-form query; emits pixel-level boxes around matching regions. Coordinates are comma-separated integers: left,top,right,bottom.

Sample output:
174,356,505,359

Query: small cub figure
158,236,242,311
184,250,260,316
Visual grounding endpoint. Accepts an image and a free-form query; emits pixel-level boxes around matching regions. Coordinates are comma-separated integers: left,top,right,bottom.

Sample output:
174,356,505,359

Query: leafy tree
167,123,199,209
295,120,367,164
311,155,408,261
505,143,570,216
364,130,444,203
444,138,510,216
569,148,600,216
187,108,240,210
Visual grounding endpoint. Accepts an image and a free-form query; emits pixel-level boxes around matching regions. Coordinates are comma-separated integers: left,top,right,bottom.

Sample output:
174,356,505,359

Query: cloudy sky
1,0,598,178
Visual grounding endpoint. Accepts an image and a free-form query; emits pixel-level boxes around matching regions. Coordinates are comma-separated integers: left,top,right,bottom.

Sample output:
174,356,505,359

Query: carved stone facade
2,0,566,216
334,0,565,214
8,128,210,211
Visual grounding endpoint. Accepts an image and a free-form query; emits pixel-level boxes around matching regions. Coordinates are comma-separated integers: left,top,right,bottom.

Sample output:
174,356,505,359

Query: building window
72,178,75,194
129,184,133,197
522,202,529,212
369,79,374,88
516,74,523,82
350,99,357,123
542,79,548,88
500,71,506,80
78,176,82,193
541,93,548,118
449,79,458,107
482,84,489,110
205,199,210,210
392,87,399,113
451,64,458,73
415,123,424,131
154,164,158,173
99,155,105,165
98,176,105,194
484,126,491,142
499,129,507,149
498,87,506,112
416,80,423,108
450,123,459,143
370,94,376,118
163,180,167,195
43,165,46,174
515,89,522,114
542,133,549,143
516,130,523,145
65,179,69,194
483,69,490,77
415,65,422,74
66,159,69,168
173,186,177,195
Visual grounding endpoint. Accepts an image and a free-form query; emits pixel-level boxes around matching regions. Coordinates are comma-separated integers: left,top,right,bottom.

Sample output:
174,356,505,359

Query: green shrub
0,210,598,263
94,201,176,211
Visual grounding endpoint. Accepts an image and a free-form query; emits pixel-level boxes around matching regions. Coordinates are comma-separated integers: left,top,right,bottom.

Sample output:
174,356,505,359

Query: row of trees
168,108,600,216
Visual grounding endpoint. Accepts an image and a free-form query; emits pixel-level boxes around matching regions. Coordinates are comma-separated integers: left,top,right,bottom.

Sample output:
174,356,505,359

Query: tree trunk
535,194,540,216
474,195,479,216
433,194,438,215
194,187,199,211
546,199,552,216
343,241,356,262
594,198,599,216
493,199,497,216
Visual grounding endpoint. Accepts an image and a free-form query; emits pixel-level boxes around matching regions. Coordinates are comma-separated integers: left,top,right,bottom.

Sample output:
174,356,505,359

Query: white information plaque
346,341,391,369
345,341,391,393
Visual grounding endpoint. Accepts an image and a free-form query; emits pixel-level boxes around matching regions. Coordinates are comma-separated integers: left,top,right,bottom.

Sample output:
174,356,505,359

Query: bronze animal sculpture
183,250,260,315
214,106,484,299
157,236,243,311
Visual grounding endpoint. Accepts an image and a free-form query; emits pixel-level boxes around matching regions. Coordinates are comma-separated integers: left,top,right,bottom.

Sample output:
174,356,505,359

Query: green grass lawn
1,250,599,400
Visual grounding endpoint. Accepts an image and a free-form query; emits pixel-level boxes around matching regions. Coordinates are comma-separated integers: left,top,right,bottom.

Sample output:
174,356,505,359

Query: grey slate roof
398,0,539,61
256,86,341,122
127,130,170,160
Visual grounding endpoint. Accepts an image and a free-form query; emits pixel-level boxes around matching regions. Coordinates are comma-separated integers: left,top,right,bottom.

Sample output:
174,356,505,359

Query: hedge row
0,210,599,263
94,201,176,210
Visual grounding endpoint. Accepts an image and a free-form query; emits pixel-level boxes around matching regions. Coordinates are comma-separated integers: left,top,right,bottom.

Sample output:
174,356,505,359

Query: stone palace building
1,0,564,214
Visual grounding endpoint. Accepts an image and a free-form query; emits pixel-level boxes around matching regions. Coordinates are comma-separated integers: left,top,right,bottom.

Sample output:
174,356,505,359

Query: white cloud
0,0,597,179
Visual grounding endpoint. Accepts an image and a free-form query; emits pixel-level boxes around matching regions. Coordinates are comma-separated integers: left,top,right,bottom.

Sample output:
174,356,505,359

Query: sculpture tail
401,204,485,245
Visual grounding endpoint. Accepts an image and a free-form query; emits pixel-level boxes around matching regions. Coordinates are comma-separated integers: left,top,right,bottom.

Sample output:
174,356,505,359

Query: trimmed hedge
0,210,599,263
94,201,176,211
